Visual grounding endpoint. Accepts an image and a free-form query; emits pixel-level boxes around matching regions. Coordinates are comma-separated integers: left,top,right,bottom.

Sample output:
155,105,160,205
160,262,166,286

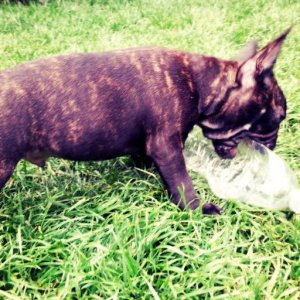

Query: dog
0,29,290,214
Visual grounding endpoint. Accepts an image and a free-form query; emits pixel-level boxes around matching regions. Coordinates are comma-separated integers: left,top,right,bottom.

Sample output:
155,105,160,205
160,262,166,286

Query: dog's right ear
255,27,291,74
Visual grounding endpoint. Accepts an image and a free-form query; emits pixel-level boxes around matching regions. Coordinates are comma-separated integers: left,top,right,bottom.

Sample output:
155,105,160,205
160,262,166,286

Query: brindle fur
0,30,290,213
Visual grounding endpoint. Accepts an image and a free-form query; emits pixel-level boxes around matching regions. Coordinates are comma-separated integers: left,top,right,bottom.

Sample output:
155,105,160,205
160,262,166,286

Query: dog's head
200,29,290,159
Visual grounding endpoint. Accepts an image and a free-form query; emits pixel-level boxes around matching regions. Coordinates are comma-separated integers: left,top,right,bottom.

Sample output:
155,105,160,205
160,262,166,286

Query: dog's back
0,48,197,164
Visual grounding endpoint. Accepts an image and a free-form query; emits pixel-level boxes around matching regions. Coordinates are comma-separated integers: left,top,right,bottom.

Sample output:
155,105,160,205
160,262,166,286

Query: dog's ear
235,39,258,62
236,28,291,88
255,27,291,73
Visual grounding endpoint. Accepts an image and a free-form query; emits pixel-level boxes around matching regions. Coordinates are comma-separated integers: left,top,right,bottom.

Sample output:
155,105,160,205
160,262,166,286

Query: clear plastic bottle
185,135,300,213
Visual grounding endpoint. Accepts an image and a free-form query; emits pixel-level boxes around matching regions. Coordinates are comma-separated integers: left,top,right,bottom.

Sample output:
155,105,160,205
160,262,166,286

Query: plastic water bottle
185,135,300,213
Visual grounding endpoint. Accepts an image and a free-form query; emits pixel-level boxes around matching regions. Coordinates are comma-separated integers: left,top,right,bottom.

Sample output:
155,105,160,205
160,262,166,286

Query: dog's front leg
146,134,221,214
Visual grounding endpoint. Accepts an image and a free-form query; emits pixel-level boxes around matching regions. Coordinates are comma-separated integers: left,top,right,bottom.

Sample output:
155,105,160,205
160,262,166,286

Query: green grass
0,0,300,299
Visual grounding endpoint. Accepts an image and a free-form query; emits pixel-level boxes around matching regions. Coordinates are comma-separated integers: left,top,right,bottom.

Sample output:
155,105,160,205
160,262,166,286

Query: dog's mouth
212,135,277,159
200,123,247,159
212,140,238,159
202,125,278,159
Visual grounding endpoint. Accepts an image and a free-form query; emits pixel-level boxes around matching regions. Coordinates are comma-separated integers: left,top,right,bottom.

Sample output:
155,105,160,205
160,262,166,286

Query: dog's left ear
236,39,258,62
236,28,291,88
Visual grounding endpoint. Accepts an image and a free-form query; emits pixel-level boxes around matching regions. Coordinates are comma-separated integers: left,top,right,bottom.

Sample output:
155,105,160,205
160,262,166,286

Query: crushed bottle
185,135,300,213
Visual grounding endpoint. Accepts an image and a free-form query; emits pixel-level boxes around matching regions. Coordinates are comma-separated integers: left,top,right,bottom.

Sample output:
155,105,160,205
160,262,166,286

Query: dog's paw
202,203,222,215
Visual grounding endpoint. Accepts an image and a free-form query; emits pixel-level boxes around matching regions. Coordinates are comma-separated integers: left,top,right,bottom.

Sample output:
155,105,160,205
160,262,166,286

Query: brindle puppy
0,29,290,214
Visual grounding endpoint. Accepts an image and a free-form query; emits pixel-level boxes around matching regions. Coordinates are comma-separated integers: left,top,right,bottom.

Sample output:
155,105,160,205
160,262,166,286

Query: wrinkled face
201,73,286,159
200,29,290,159
247,74,286,150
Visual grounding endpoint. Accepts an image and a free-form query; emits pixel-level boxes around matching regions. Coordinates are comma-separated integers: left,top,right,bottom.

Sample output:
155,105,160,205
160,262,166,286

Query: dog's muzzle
212,140,238,159
202,123,278,159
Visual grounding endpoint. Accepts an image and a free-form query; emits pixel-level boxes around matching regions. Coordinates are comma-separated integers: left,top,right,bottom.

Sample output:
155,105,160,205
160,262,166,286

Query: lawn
0,0,300,299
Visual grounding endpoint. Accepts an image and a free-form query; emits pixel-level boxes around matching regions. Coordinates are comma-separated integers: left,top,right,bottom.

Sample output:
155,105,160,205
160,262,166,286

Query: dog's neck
187,53,238,117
